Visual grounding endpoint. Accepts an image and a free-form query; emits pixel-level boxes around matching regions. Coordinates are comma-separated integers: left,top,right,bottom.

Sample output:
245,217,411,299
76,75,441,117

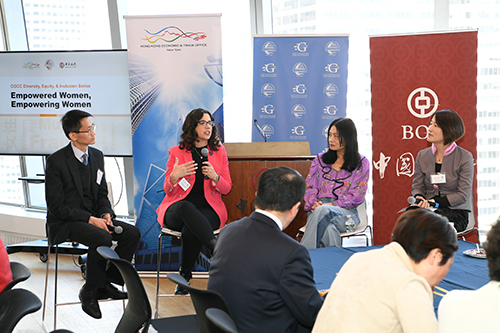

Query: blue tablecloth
309,240,489,311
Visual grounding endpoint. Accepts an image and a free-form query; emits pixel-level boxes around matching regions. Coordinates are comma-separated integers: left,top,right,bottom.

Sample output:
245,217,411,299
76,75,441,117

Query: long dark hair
321,118,361,172
179,108,221,151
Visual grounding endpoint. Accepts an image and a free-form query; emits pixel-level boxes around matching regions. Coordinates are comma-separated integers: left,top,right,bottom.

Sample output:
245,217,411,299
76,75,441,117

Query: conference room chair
167,272,236,333
296,200,373,246
155,226,221,318
2,261,31,295
339,200,372,246
0,288,43,333
457,209,480,245
97,246,199,333
205,308,239,333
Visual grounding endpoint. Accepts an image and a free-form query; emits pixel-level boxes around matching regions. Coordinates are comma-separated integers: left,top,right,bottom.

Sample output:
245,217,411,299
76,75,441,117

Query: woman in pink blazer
156,108,232,294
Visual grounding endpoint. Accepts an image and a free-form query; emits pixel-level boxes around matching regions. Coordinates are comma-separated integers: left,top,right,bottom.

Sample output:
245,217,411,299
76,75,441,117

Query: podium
222,142,314,238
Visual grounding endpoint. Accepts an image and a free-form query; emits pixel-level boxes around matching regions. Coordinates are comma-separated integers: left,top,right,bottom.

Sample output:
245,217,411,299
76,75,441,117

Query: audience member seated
312,209,458,333
411,109,473,232
438,216,500,332
208,167,323,333
0,237,13,293
301,118,369,249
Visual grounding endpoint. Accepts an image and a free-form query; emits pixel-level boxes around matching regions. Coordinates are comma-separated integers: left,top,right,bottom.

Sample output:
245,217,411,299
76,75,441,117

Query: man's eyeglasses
75,123,97,135
198,120,215,127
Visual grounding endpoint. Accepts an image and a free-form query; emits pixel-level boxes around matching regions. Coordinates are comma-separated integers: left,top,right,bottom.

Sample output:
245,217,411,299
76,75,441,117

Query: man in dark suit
45,110,140,319
208,167,323,333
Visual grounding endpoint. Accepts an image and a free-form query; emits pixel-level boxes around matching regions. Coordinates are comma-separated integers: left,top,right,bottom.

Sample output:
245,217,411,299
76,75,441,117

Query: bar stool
41,226,125,331
41,229,88,332
155,226,221,318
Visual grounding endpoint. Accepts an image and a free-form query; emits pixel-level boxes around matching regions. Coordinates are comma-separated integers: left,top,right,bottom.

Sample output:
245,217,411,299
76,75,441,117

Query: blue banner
252,35,349,155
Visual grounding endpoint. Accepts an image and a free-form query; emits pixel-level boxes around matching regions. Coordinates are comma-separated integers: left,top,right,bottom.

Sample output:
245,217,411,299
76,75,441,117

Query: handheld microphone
253,119,267,142
407,196,439,208
107,224,123,234
201,148,210,180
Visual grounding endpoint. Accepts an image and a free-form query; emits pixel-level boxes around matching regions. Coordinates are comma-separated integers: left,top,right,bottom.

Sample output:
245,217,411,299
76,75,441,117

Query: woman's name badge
431,173,446,184
179,178,191,191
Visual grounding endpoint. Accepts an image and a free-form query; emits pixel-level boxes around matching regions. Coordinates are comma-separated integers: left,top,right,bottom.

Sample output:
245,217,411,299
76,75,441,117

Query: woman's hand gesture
170,157,197,185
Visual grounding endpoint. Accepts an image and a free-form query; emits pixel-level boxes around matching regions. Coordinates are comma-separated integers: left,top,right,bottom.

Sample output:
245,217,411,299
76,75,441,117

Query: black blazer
208,212,323,333
45,143,114,244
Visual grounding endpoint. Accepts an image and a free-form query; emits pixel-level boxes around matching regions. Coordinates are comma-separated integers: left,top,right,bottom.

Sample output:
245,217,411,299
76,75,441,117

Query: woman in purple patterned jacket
301,118,370,248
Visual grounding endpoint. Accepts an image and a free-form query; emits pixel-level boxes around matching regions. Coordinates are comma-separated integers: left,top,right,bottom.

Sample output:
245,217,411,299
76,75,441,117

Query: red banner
371,31,478,245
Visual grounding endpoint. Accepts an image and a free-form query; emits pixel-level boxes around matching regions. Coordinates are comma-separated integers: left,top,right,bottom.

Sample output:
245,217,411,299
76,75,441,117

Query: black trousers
164,201,220,278
67,219,140,288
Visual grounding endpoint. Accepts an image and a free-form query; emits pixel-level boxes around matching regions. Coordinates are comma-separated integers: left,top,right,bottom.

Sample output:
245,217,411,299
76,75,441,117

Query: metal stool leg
42,242,52,332
154,231,163,319
53,245,59,330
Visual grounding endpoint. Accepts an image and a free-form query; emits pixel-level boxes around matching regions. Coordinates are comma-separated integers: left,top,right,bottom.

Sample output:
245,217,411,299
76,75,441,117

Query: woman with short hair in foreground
312,209,458,333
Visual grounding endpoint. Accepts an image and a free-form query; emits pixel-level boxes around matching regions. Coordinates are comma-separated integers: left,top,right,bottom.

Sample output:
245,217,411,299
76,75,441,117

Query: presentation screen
0,50,132,156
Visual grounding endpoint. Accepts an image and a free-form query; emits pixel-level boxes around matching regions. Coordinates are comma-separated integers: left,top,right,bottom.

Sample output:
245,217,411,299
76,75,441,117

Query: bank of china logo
262,104,275,114
325,63,339,73
262,41,277,56
397,152,415,177
324,105,337,115
291,104,306,119
292,125,305,136
45,59,54,70
142,26,206,43
262,63,276,73
262,124,275,137
407,87,439,119
294,42,308,52
293,84,307,94
325,41,341,55
293,62,307,77
324,84,339,98
261,83,276,97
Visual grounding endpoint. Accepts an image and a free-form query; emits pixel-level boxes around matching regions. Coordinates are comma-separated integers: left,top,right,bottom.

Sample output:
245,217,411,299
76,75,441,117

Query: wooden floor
8,251,207,333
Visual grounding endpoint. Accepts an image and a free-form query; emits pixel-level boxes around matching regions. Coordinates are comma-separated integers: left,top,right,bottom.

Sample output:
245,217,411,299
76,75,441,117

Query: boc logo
407,87,439,118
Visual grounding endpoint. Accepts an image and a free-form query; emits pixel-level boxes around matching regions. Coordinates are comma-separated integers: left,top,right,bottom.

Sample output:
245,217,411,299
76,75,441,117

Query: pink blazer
156,144,232,227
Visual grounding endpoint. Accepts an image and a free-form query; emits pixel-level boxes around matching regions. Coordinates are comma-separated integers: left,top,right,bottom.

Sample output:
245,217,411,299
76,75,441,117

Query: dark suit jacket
45,143,114,244
208,212,323,333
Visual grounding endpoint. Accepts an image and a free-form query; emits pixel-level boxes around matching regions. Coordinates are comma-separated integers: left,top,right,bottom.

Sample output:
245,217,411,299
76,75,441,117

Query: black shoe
96,283,128,300
79,284,102,319
174,272,191,295
174,283,190,295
